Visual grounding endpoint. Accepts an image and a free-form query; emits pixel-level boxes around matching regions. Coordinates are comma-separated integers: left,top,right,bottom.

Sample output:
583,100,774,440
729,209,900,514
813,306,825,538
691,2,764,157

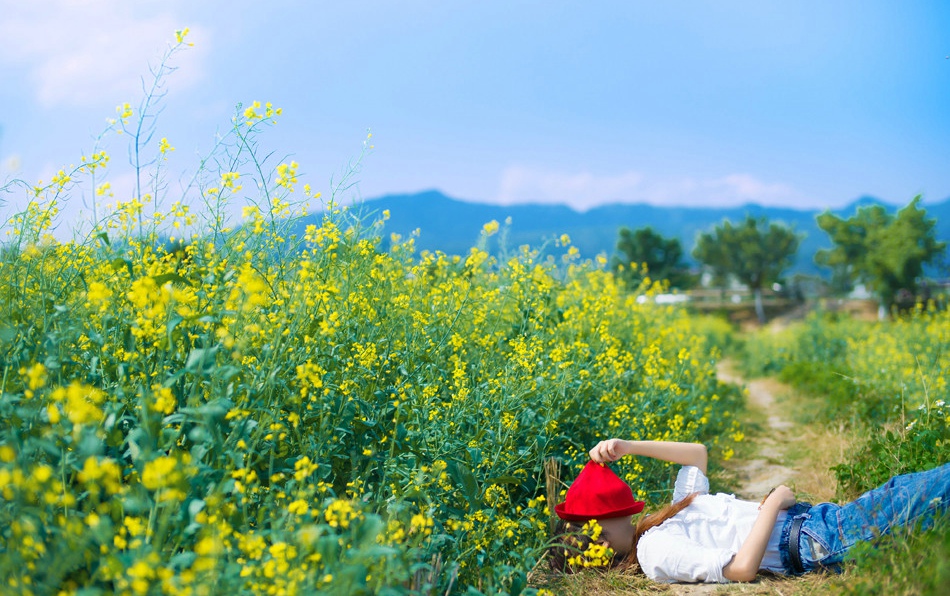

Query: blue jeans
779,463,950,574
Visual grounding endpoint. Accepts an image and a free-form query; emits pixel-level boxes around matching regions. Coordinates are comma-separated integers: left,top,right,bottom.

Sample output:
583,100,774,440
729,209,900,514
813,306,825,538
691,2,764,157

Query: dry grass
764,384,852,504
532,567,848,595
531,568,666,595
783,425,851,503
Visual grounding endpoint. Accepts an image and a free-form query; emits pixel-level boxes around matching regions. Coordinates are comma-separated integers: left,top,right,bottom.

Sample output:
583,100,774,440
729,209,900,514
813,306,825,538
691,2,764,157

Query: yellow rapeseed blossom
142,455,187,502
21,363,47,397
287,500,309,516
117,102,133,122
78,456,123,495
151,385,177,414
275,161,299,192
49,382,106,425
410,511,434,536
158,137,174,155
324,499,357,529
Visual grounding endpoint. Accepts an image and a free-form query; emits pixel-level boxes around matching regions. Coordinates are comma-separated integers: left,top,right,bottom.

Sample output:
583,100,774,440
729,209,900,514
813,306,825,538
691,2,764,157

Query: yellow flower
117,102,133,121
23,363,47,393
151,385,177,415
287,500,309,516
158,137,174,155
86,281,112,306
175,27,191,44
141,456,183,499
221,171,241,190
410,512,434,536
32,464,53,483
275,161,299,191
194,536,217,556
324,499,357,529
581,519,603,541
53,382,106,425
0,445,15,462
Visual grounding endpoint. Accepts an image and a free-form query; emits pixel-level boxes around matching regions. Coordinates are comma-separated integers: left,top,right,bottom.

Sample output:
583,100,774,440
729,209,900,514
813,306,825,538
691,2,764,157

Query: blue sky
1,0,949,220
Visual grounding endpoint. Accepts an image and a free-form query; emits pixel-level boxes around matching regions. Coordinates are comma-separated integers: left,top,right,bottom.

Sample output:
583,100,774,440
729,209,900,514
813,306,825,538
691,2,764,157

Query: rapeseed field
0,31,743,595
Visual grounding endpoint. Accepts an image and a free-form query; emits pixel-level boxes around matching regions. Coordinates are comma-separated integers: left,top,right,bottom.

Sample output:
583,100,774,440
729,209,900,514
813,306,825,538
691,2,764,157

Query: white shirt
636,466,787,583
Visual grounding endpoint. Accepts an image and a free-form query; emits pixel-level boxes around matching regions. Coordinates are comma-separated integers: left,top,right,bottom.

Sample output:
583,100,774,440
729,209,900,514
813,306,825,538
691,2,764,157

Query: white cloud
0,0,206,107
703,174,802,206
496,166,644,210
1,154,22,175
493,165,809,210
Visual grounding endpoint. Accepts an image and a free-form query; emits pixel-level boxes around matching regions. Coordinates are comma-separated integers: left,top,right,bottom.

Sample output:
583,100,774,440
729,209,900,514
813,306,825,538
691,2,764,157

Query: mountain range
303,191,950,278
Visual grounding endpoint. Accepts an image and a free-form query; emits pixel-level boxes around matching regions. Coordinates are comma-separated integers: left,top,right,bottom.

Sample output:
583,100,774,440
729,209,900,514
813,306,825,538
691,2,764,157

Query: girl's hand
760,485,796,510
589,439,629,463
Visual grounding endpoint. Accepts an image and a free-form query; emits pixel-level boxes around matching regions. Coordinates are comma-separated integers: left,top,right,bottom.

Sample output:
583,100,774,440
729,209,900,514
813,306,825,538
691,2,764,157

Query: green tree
815,196,946,315
693,215,800,324
610,226,693,290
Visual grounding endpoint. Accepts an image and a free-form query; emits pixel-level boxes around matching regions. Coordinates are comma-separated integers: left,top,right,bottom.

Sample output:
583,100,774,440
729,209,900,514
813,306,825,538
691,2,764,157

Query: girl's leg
836,462,950,547
799,463,950,569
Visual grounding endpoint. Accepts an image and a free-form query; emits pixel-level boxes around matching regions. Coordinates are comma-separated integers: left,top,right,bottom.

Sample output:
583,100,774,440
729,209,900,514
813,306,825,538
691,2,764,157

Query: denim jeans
779,463,950,574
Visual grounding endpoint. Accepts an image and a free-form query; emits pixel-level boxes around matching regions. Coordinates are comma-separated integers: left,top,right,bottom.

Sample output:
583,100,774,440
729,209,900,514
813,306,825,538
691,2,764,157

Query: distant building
848,284,873,300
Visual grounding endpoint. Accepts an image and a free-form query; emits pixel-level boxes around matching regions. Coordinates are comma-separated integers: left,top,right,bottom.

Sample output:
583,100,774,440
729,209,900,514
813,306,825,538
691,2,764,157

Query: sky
1,0,949,226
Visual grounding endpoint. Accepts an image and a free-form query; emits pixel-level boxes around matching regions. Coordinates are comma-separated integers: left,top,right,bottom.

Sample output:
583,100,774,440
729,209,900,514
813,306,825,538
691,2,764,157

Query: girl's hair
548,492,699,574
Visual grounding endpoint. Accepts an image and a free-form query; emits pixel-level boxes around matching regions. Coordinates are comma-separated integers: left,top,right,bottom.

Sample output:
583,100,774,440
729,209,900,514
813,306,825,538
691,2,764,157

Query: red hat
554,461,645,521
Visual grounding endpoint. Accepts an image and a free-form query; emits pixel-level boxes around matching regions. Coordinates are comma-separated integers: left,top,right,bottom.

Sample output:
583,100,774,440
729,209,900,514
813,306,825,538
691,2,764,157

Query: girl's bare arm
589,439,708,474
722,485,797,582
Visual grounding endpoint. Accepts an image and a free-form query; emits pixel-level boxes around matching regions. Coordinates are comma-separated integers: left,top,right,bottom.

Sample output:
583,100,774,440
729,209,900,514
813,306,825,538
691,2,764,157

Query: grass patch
792,516,950,596
837,518,950,596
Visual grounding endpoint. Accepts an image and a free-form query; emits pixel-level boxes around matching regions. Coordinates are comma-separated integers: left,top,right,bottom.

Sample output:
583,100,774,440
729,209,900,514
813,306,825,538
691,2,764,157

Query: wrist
620,440,634,455
759,499,783,514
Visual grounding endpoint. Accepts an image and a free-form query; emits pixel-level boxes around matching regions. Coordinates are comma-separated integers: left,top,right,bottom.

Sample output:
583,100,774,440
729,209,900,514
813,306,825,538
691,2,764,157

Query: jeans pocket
800,527,832,564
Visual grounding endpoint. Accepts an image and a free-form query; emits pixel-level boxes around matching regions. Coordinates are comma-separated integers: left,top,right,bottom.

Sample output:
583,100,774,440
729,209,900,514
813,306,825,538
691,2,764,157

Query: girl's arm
589,439,708,474
722,485,796,582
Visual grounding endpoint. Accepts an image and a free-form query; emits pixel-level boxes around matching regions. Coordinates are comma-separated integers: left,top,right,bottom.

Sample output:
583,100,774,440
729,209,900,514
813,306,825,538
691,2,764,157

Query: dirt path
716,363,797,501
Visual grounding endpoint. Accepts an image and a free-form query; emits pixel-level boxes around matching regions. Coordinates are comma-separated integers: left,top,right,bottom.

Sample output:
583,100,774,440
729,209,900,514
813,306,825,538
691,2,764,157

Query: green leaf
448,460,480,508
169,552,197,570
110,258,134,276
186,345,220,374
485,475,521,485
152,272,192,287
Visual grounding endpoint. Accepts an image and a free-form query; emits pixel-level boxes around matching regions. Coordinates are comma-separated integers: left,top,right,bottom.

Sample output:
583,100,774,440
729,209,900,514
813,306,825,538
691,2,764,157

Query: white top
636,466,787,583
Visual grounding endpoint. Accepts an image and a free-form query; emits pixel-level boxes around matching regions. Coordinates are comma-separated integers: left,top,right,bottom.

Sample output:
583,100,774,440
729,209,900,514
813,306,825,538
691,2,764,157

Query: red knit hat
554,461,645,521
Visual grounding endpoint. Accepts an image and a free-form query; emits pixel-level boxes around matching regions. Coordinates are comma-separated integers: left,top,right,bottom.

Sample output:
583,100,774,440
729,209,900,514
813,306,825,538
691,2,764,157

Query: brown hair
548,492,699,574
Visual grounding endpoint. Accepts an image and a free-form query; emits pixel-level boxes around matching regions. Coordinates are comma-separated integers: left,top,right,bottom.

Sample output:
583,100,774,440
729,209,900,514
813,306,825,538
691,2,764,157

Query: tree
610,226,693,290
815,196,946,315
692,215,800,324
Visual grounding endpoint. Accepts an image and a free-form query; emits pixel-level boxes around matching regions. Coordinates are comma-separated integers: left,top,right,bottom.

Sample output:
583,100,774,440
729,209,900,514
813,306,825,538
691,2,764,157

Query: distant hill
298,190,950,278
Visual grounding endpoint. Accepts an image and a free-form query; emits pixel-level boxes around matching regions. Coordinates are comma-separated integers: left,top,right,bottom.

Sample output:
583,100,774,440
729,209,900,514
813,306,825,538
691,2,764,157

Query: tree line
611,196,947,322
